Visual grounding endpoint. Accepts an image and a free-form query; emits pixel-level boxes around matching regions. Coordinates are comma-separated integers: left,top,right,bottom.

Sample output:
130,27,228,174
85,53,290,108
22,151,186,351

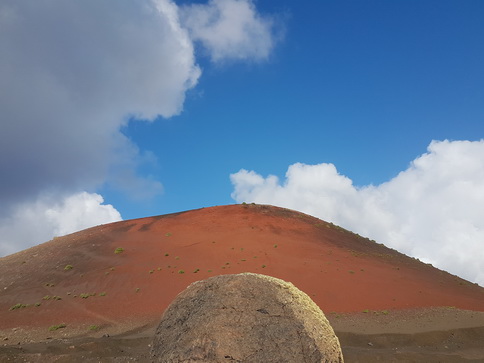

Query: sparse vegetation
193,268,200,273
362,309,369,313
44,283,55,287
43,295,62,301
262,265,266,268
99,292,107,296
274,244,278,248
64,264,73,271
135,288,140,293
9,303,28,311
178,270,185,274
149,270,154,274
49,323,66,331
80,293,96,299
114,247,125,254
165,232,172,237
164,253,169,256
349,270,355,274
89,325,100,331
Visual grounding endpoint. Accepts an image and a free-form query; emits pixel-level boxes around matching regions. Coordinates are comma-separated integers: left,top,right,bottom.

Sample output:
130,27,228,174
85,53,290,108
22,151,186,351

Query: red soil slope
1,204,483,332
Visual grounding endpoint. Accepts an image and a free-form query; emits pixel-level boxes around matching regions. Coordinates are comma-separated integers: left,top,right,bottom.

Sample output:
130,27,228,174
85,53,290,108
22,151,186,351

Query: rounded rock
151,273,344,362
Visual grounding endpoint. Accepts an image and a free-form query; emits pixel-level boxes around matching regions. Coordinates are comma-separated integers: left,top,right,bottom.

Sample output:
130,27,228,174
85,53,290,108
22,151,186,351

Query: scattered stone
151,273,344,362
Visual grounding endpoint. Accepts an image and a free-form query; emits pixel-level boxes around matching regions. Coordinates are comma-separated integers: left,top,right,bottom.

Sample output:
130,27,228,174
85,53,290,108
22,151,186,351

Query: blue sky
1,0,484,285
109,0,484,219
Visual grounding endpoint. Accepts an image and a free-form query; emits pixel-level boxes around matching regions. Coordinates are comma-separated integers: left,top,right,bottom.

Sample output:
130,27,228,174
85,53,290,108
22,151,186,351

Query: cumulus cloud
0,192,121,256
0,0,279,256
0,0,199,209
180,0,276,62
231,140,484,286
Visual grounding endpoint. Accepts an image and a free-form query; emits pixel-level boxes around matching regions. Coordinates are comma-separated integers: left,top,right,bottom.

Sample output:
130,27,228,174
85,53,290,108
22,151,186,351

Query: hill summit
1,204,483,339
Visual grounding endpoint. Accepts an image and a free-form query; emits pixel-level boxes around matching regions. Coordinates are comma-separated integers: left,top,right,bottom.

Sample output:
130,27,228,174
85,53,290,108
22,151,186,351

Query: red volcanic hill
1,204,483,335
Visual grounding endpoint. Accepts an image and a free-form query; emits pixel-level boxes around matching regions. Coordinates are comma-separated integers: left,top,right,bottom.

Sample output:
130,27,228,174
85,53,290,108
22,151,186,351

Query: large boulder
151,273,344,362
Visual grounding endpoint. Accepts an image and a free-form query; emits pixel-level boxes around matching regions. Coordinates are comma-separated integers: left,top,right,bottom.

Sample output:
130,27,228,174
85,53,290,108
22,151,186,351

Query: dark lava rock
151,273,344,362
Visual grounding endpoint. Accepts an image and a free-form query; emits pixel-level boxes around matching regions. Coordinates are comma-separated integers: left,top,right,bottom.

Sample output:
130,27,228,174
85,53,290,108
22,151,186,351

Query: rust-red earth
1,204,483,332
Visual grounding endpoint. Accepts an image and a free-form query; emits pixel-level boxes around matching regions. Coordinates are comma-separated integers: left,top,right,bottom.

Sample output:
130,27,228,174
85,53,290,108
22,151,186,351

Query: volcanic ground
1,204,483,362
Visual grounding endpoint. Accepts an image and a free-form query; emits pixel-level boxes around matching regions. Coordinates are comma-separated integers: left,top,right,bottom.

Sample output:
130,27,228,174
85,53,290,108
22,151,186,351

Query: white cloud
0,0,278,255
180,0,276,62
0,192,121,257
231,140,484,286
0,0,200,208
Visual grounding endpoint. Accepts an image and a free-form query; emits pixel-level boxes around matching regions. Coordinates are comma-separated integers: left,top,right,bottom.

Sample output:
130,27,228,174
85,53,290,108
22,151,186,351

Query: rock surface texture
151,273,344,362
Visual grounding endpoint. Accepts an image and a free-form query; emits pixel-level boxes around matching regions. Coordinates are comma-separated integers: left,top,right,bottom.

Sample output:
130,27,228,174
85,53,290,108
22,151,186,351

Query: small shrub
114,247,124,254
149,270,154,274
193,268,200,273
165,233,172,237
89,325,100,331
164,253,169,257
49,323,66,331
135,288,140,293
9,303,28,311
80,293,95,299
273,244,278,248
362,309,369,313
262,265,266,268
99,292,106,297
178,270,185,274
349,270,355,274
64,264,73,271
